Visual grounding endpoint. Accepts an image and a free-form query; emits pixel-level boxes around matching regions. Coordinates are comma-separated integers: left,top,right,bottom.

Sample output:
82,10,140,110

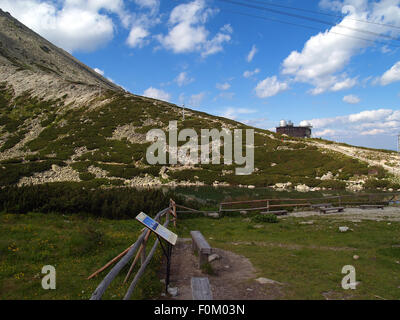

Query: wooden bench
311,203,332,211
190,231,212,268
191,277,213,300
260,210,288,216
319,206,344,214
359,204,385,210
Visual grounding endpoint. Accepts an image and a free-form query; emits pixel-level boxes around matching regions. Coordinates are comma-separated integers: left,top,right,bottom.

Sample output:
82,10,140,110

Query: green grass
0,85,393,188
177,215,400,300
1,210,400,300
0,212,165,300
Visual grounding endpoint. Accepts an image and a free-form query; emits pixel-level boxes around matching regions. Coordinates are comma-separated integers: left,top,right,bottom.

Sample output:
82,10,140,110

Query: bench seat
359,204,384,210
311,203,332,211
190,231,212,268
319,206,344,214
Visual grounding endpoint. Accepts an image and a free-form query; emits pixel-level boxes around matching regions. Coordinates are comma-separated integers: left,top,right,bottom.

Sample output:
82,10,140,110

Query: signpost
135,212,178,292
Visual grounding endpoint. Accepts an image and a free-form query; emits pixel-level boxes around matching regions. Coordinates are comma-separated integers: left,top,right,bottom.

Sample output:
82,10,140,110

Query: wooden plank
319,207,344,213
360,205,384,209
311,203,332,208
260,210,287,216
190,231,212,254
191,277,213,300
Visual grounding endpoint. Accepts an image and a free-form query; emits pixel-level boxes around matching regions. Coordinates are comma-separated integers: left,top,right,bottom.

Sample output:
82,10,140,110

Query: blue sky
1,0,400,150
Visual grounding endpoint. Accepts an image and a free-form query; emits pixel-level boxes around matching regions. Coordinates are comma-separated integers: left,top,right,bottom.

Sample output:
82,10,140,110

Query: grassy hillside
0,212,165,300
0,84,398,190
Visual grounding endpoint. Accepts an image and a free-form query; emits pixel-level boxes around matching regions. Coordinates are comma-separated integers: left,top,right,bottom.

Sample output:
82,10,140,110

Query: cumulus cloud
143,87,171,101
379,61,400,85
282,0,400,94
343,94,360,104
175,72,194,87
254,76,289,98
246,45,257,62
360,128,385,135
0,0,132,52
306,108,400,139
243,68,260,78
126,26,150,48
156,0,231,57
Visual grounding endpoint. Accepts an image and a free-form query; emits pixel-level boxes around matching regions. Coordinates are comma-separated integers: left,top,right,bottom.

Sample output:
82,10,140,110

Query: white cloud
380,61,400,85
314,129,338,136
217,92,235,100
216,82,231,90
201,27,232,57
246,45,257,62
157,0,231,57
220,107,256,120
243,68,260,78
189,92,206,107
306,108,400,139
175,72,194,87
94,68,105,76
143,87,171,101
282,1,400,94
0,0,131,52
134,0,159,12
360,128,386,136
126,26,150,48
254,76,289,98
343,94,360,104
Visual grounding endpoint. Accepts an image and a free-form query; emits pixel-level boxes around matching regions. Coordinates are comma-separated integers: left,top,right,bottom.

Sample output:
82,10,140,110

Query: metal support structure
157,235,172,293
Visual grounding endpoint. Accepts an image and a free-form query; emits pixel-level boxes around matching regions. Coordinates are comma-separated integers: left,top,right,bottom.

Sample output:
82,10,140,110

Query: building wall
276,126,311,138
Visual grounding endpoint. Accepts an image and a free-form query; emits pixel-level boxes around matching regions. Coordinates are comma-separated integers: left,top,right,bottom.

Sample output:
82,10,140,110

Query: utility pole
182,103,185,121
397,133,400,153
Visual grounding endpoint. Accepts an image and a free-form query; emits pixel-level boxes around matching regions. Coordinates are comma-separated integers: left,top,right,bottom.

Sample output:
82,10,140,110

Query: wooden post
87,245,132,280
141,238,147,266
170,199,177,227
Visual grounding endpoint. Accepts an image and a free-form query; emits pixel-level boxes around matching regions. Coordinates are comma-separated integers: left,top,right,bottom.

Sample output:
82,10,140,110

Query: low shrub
252,214,278,223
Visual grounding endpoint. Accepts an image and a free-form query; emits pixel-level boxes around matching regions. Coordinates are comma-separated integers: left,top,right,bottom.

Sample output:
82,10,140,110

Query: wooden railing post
170,199,177,227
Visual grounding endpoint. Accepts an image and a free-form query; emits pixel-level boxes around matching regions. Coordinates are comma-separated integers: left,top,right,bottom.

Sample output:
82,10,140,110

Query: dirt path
285,207,400,221
159,239,284,300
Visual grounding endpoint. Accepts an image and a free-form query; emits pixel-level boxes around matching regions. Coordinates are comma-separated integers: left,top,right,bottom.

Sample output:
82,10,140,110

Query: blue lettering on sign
143,217,159,231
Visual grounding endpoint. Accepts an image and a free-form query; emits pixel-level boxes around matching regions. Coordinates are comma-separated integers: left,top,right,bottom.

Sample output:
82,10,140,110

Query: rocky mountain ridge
0,9,399,192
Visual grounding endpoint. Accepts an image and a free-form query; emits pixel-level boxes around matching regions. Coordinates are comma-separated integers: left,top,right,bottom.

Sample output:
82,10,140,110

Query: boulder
208,254,220,263
295,184,310,192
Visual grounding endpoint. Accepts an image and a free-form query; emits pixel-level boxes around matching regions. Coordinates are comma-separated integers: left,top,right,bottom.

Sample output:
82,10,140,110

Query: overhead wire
216,0,400,43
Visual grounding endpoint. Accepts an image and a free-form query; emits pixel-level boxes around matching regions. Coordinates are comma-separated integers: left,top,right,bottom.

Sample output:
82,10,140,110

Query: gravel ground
284,206,400,221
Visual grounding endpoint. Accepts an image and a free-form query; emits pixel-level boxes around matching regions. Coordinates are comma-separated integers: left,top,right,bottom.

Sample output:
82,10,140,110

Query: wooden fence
89,199,177,300
219,192,400,213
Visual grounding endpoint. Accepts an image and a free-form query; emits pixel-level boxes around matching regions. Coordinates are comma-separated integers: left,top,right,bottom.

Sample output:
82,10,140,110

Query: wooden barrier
89,207,169,300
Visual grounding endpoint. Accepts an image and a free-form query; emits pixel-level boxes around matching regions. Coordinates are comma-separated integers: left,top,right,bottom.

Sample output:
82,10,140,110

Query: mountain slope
0,9,399,191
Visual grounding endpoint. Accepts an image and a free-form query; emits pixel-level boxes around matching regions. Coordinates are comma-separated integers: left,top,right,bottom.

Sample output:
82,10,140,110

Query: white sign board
136,212,178,246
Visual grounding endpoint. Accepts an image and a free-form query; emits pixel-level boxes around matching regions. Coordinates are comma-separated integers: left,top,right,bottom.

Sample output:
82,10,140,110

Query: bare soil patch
159,238,284,300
